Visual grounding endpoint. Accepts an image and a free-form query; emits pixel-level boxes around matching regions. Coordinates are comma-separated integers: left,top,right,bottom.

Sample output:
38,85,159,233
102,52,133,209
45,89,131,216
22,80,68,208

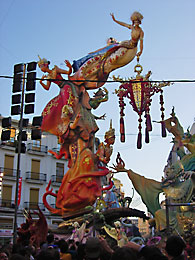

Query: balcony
0,140,16,151
51,175,63,186
25,171,47,184
0,199,15,209
0,167,18,181
23,202,45,211
26,143,48,156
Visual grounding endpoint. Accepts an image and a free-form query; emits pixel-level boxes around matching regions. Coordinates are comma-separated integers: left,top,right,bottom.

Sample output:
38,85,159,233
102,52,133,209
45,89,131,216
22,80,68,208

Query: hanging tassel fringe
137,132,142,149
145,128,149,143
120,117,125,142
146,113,152,131
161,121,167,137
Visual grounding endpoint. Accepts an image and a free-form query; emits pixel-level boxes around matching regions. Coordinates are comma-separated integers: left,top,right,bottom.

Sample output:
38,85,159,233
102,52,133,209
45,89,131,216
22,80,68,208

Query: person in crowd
35,248,60,260
165,235,186,260
59,240,72,260
0,251,9,260
85,237,103,260
126,235,187,260
111,247,137,260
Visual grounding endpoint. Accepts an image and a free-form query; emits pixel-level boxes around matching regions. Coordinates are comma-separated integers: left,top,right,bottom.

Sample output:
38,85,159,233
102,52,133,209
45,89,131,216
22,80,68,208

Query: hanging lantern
114,60,171,149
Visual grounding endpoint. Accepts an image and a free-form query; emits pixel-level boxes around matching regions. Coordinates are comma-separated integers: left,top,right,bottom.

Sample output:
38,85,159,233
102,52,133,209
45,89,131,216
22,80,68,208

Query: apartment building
0,116,69,242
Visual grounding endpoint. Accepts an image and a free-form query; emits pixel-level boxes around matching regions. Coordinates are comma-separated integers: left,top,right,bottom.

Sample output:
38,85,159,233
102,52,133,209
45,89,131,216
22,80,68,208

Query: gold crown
105,120,115,140
37,55,49,67
131,11,143,22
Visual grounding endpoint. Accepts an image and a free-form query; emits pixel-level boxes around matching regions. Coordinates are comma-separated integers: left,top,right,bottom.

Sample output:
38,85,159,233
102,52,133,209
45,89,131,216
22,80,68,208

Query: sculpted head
131,11,143,24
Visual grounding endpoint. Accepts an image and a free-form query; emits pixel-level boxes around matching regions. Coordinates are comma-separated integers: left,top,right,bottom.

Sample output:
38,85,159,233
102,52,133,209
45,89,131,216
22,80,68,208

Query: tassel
137,132,142,149
146,113,152,131
120,117,125,142
161,121,167,137
145,128,149,143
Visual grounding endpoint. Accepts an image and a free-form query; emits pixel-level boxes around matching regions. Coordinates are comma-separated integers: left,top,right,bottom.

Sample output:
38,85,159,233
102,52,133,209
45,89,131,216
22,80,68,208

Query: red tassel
137,132,142,149
145,128,149,143
120,117,125,142
161,121,167,137
146,113,152,131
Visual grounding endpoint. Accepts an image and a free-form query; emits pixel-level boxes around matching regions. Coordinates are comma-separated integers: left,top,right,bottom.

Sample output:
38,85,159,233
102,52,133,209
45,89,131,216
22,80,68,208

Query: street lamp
11,62,37,244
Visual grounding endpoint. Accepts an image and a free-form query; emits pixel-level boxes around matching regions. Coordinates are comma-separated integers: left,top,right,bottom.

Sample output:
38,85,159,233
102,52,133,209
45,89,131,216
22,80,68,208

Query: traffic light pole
13,64,26,244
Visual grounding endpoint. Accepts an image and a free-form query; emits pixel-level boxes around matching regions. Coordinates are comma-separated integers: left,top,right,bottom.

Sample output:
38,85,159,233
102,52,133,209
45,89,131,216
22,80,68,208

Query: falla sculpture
38,11,145,217
111,109,195,235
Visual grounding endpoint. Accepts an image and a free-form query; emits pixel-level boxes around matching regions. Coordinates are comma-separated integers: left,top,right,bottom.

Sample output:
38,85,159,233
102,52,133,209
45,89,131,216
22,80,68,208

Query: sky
0,0,195,212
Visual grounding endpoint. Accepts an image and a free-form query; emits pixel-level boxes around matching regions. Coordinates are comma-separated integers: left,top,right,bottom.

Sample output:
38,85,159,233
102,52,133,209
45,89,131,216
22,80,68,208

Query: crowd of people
0,231,194,260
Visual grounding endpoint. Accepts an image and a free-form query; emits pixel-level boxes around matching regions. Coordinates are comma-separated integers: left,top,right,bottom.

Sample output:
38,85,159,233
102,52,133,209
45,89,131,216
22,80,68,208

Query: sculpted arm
55,60,72,75
137,30,144,57
110,13,133,29
40,75,51,91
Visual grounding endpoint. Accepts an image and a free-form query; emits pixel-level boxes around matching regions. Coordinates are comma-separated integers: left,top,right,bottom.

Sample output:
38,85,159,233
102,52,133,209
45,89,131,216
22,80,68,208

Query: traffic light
21,131,27,141
26,72,36,91
27,61,37,72
11,61,37,117
31,128,41,140
26,61,37,91
32,116,42,127
24,104,34,114
15,142,26,153
11,105,21,116
12,94,21,105
1,130,11,141
25,93,35,103
2,117,11,128
21,118,29,127
12,63,24,93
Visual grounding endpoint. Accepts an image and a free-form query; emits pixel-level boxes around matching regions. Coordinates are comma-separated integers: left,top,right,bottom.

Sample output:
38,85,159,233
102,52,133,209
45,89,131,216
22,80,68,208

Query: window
31,159,40,180
2,185,12,207
0,218,13,229
29,188,39,209
4,155,14,176
56,163,64,182
32,140,41,151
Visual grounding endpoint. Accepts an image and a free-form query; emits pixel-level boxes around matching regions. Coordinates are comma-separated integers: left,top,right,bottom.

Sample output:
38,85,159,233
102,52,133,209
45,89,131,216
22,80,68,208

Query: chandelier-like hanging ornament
114,58,172,149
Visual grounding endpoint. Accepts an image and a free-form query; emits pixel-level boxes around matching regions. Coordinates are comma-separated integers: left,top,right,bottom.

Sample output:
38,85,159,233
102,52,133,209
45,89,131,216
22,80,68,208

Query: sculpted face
107,135,115,145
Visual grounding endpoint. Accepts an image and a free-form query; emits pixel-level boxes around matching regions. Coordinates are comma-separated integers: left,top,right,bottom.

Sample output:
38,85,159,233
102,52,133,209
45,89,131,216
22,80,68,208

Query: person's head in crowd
47,233,55,245
77,244,86,260
165,235,186,258
85,237,101,260
111,247,137,260
36,248,60,260
59,240,69,253
9,254,27,260
0,251,9,260
140,246,167,260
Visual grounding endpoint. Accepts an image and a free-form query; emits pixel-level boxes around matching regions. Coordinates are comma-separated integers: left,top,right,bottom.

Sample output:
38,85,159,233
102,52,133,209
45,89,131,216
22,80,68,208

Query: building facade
0,116,69,243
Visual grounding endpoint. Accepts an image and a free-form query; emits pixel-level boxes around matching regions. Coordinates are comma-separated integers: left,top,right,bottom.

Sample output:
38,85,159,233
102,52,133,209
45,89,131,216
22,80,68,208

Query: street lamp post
13,64,26,244
11,62,37,244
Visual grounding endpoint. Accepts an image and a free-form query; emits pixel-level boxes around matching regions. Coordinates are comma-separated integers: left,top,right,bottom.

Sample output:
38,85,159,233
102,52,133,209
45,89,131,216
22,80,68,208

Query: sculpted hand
110,163,127,173
110,13,116,21
99,113,106,120
136,51,142,57
41,75,47,80
64,60,72,69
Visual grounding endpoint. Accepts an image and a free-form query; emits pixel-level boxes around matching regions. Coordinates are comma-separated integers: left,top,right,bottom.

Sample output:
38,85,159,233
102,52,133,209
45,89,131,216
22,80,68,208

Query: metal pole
165,197,170,236
13,64,26,244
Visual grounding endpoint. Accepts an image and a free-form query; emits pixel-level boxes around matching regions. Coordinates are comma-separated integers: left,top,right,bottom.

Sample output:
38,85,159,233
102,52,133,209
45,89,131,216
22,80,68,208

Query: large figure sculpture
112,110,195,235
38,11,144,217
